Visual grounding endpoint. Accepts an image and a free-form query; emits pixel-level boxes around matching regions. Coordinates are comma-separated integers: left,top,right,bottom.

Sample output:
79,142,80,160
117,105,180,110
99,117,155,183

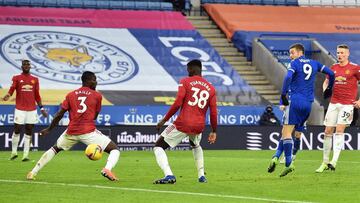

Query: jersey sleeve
8,76,17,96
355,65,360,80
34,78,42,104
163,79,186,121
61,94,70,111
209,89,217,132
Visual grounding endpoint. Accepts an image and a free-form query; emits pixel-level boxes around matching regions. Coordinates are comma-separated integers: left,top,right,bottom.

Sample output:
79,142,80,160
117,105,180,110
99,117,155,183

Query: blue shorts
282,99,312,132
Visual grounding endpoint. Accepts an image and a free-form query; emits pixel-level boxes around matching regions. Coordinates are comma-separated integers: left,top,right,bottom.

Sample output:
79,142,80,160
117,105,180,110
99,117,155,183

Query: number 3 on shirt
77,96,87,113
188,87,209,109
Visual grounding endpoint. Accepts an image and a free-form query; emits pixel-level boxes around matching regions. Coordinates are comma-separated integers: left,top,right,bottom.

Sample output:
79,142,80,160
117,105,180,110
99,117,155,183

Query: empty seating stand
0,0,175,11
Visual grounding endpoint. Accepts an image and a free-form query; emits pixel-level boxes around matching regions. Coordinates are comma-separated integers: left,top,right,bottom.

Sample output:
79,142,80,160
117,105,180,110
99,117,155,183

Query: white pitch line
0,179,316,203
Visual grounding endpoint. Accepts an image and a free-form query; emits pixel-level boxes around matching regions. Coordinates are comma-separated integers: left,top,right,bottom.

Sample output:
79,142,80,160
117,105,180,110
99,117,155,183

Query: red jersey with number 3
61,86,102,135
163,75,217,134
330,62,360,105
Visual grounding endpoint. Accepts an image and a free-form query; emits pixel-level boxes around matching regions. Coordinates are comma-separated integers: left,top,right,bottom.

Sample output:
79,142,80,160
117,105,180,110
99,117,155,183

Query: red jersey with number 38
61,86,102,135
163,75,217,134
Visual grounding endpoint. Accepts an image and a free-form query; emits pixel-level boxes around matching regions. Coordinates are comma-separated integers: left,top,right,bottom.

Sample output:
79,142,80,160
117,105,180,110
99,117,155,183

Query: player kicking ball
267,43,335,177
153,59,218,184
26,71,120,181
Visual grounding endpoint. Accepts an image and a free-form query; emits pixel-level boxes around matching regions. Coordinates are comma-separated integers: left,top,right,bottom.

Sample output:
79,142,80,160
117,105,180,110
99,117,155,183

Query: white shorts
161,124,202,148
14,109,38,125
56,129,112,151
324,103,354,126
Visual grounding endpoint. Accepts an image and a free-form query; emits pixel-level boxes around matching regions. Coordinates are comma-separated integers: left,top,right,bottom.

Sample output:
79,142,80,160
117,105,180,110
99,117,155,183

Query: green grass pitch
0,150,359,203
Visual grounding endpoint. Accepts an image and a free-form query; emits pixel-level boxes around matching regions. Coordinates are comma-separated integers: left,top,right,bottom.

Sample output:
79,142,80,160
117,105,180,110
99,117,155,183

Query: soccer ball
85,144,103,161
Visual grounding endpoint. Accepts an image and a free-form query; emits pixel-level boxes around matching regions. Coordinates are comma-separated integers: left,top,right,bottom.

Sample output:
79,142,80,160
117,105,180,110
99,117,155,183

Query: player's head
187,59,202,76
21,59,31,74
289,43,305,60
81,71,97,90
336,44,350,64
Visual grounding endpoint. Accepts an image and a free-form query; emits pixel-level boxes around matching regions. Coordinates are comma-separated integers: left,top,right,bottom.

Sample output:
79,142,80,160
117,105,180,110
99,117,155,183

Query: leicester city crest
0,31,138,85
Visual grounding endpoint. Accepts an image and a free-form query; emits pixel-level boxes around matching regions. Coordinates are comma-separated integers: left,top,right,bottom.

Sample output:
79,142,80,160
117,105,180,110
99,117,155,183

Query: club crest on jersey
0,31,138,85
345,69,350,74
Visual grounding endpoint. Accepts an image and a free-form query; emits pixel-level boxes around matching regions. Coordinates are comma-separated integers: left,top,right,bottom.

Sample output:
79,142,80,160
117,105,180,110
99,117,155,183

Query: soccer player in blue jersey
267,43,335,177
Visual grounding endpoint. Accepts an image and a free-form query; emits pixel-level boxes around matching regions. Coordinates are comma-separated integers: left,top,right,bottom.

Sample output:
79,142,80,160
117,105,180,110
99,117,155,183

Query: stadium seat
273,0,286,5
285,0,298,6
17,0,31,6
30,0,43,7
83,0,97,9
57,0,70,8
70,0,83,8
321,0,333,6
262,0,274,5
237,0,250,4
148,2,161,10
333,0,345,6
4,0,17,6
160,2,173,10
135,2,148,10
249,0,262,4
109,1,123,9
43,0,56,7
309,0,321,6
123,1,135,10
297,0,309,6
225,0,237,3
344,0,356,7
96,1,110,9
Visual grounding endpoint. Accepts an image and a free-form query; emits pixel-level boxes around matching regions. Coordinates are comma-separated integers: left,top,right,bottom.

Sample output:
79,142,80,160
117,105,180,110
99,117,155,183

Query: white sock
323,135,332,164
23,134,31,158
31,148,56,175
192,146,205,178
331,133,344,166
105,149,120,171
11,133,20,155
154,147,173,176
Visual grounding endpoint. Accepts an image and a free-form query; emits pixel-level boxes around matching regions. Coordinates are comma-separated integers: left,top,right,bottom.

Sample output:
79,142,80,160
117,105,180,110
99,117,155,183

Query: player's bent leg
27,146,62,180
153,136,176,184
101,141,120,181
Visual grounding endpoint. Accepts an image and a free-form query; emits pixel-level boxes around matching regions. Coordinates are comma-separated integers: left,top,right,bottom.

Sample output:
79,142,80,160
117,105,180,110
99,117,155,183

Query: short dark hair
337,44,349,49
81,71,95,83
289,43,305,53
22,59,30,65
187,59,202,69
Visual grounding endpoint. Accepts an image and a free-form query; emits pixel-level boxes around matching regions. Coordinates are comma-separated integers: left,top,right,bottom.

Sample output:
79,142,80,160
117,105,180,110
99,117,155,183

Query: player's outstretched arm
2,93,10,101
39,108,66,136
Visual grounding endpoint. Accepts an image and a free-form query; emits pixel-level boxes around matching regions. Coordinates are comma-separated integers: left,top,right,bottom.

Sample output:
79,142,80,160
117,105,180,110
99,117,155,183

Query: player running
153,59,217,184
268,43,335,177
27,71,120,181
316,44,360,172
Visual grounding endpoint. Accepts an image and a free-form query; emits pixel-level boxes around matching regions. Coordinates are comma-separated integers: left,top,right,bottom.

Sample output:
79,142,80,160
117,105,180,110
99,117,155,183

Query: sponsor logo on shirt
21,84,33,91
0,31,138,85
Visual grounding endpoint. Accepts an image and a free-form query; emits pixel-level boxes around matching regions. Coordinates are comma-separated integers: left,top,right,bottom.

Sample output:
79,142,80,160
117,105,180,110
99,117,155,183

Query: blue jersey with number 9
287,56,326,102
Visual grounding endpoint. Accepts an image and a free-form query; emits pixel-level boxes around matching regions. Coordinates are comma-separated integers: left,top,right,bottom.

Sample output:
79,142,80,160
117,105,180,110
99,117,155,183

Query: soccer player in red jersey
153,59,218,184
27,71,120,181
2,60,48,161
316,44,360,172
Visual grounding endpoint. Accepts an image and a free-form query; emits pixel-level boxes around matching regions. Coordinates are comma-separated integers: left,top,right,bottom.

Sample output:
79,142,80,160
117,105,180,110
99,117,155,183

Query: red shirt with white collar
8,73,41,111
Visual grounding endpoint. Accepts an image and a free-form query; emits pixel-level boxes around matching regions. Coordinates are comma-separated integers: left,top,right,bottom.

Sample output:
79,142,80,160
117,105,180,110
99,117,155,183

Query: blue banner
0,105,283,126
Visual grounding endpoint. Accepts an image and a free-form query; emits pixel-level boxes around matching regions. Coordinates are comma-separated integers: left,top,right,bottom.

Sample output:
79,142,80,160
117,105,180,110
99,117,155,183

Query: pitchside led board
0,126,359,151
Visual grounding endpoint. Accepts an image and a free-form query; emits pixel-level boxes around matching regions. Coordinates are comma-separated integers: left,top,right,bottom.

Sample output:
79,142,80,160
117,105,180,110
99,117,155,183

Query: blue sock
293,137,300,155
273,139,284,159
283,138,293,167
